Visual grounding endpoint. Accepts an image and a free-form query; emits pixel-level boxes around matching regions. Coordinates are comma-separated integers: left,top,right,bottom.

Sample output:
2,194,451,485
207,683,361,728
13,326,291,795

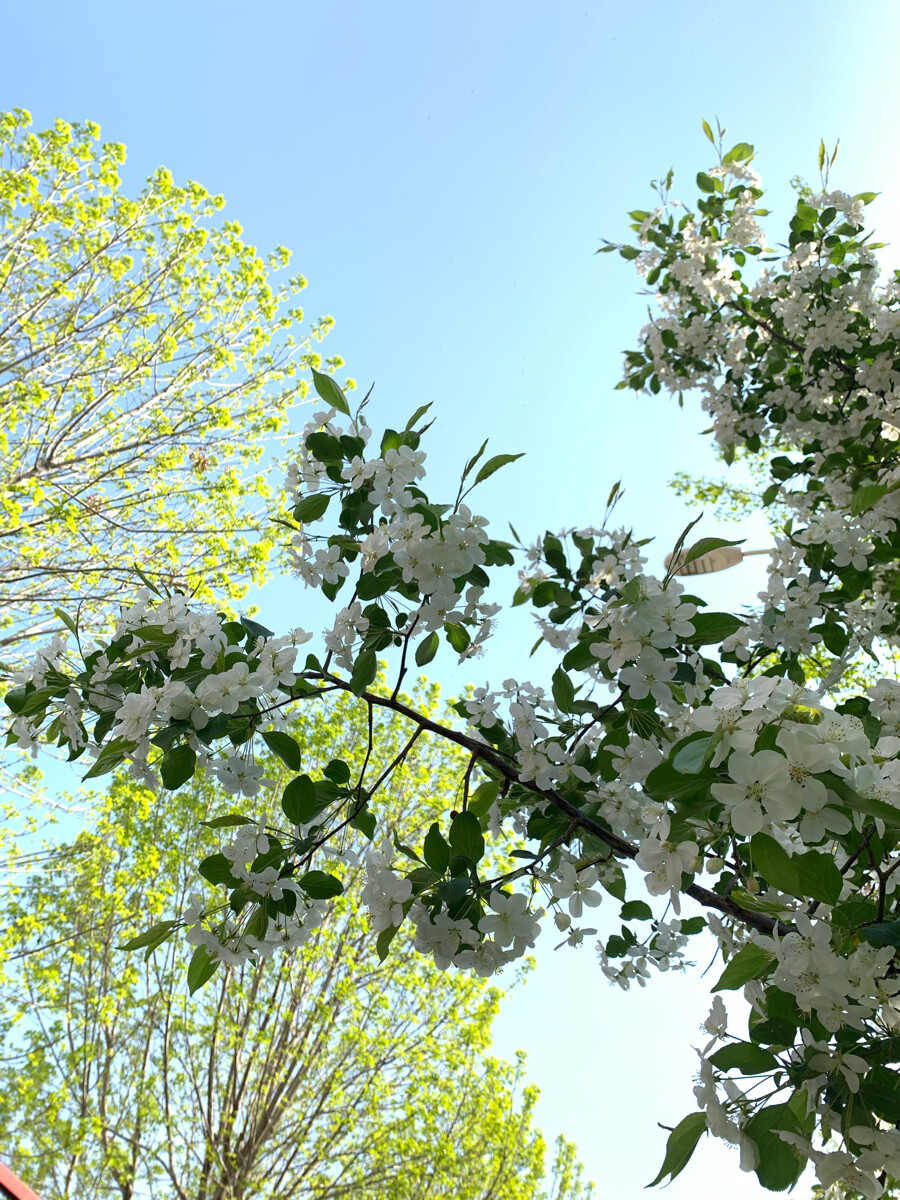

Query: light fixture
664,546,770,576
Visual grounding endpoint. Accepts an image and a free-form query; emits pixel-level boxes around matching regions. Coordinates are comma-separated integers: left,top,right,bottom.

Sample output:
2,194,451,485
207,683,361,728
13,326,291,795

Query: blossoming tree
0,109,341,656
8,127,900,1196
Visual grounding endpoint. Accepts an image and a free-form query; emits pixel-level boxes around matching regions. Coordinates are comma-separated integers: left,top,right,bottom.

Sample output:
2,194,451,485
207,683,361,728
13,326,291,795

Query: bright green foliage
0,108,344,656
0,684,594,1200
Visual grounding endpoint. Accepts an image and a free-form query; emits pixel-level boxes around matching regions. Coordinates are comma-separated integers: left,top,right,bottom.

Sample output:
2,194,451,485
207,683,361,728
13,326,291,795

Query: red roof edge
0,1163,42,1200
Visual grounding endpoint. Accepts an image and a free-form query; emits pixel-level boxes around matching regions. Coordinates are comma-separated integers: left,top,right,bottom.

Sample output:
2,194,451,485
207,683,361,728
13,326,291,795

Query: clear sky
4,1,900,1195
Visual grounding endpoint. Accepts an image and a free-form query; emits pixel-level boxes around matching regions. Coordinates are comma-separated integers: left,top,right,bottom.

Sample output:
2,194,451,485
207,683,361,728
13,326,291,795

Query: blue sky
4,1,900,1195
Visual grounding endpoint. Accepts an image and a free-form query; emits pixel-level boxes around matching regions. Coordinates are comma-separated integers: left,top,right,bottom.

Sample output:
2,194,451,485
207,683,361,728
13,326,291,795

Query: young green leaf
310,366,351,416
404,401,433,431
376,923,401,961
350,807,377,839
709,1042,779,1074
647,1111,707,1187
423,822,451,875
281,774,321,825
415,631,440,666
712,943,777,992
350,648,377,695
293,493,331,523
198,853,242,888
551,667,576,713
448,811,484,864
299,870,344,899
161,745,197,790
261,730,304,771
199,813,255,829
119,919,178,953
473,452,524,487
749,833,801,897
187,943,220,994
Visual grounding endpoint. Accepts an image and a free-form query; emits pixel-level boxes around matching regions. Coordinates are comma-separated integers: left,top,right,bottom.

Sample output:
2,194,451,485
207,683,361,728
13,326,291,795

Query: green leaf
293,492,331,523
349,648,377,696
696,171,717,193
687,612,745,646
473,452,524,486
376,923,401,961
404,401,433,431
54,608,80,638
712,943,776,992
187,943,220,994
729,888,793,917
795,849,843,907
861,920,900,948
3,686,28,714
644,759,715,805
310,366,351,416
119,919,177,953
821,620,850,656
160,744,196,790
305,431,343,463
407,866,442,894
709,1042,779,1074
444,623,471,654
671,733,712,775
723,141,754,165
860,1065,900,1123
750,833,801,896
460,438,489,483
551,667,576,713
261,730,303,771
621,900,653,921
744,1102,805,1192
199,813,255,829
281,774,321,825
467,780,500,817
679,916,706,935
324,758,351,784
415,631,440,666
702,119,715,144
298,870,344,899
423,823,451,875
682,536,745,567
851,483,889,516
81,738,134,780
448,811,485,864
820,771,900,829
349,807,377,839
240,615,274,640
646,1111,707,1187
199,853,241,888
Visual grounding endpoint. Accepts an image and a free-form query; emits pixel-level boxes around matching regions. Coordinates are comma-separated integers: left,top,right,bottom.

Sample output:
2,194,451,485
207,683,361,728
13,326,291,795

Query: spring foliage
11,126,900,1196
0,685,593,1199
0,108,342,656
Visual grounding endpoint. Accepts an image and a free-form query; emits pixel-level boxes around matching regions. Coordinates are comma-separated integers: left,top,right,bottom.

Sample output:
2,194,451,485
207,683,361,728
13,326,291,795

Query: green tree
0,108,344,657
0,684,594,1200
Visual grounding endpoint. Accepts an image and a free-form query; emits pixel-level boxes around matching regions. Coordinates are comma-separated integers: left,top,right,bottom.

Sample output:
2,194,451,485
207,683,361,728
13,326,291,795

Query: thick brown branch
321,673,783,936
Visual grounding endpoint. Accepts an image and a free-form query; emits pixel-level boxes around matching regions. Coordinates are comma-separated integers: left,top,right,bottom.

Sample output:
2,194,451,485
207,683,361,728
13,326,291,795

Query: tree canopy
0,683,593,1199
11,125,900,1198
0,108,343,656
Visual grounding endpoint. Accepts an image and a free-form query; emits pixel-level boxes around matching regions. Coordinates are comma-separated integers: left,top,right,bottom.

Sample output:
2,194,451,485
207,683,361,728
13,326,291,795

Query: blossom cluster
9,148,900,1195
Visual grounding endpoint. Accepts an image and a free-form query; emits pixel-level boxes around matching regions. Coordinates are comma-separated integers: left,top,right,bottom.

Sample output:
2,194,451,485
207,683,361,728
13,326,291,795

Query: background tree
0,108,345,657
0,683,594,1200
